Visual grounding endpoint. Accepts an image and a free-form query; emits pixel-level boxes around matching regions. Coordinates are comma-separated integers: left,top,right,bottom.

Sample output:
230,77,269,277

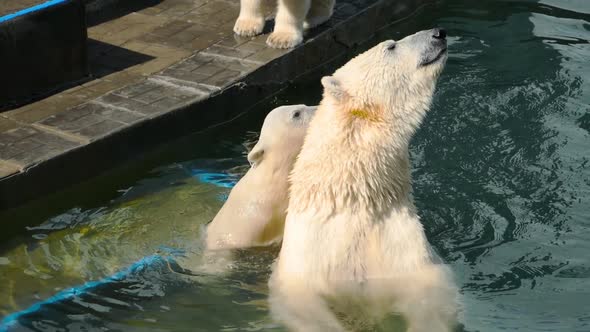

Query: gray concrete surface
0,0,434,209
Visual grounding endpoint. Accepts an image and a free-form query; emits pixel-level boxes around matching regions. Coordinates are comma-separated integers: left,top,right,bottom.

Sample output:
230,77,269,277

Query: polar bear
233,0,335,48
206,104,316,250
268,28,459,331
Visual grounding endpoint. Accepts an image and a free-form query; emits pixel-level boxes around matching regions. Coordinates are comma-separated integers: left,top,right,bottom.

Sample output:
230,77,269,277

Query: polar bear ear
247,143,264,167
321,76,347,101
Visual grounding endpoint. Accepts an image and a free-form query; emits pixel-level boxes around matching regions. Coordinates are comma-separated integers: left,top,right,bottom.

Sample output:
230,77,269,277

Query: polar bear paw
234,17,265,37
266,30,303,49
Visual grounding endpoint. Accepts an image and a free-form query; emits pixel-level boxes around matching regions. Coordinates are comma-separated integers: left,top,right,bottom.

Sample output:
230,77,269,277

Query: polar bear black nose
433,28,446,40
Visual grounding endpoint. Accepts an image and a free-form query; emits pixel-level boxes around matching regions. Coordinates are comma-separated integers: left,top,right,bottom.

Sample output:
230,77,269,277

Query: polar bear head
320,28,448,137
247,104,317,168
205,104,316,250
287,29,448,215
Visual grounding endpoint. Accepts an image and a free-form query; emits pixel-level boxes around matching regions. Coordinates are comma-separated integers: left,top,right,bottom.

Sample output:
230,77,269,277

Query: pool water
1,0,589,331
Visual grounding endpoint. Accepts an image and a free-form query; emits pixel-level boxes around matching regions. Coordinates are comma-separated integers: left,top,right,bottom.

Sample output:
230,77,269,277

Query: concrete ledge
0,0,434,209
0,0,89,110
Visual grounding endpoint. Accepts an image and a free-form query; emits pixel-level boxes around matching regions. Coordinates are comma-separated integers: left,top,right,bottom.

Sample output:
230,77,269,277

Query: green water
1,0,589,330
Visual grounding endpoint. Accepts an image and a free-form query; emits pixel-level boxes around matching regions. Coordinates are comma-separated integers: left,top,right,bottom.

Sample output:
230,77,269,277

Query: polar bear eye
387,42,396,51
293,111,301,119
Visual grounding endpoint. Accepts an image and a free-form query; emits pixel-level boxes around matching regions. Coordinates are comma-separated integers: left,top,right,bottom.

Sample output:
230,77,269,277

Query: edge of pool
0,0,68,23
0,0,434,211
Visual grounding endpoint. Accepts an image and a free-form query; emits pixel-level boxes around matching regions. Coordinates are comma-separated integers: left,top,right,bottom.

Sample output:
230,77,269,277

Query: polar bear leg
397,274,458,332
405,307,453,332
234,0,266,37
266,0,310,48
270,282,345,332
304,0,335,30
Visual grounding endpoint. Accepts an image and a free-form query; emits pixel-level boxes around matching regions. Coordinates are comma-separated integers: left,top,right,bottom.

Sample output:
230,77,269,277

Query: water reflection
0,161,233,318
403,1,589,331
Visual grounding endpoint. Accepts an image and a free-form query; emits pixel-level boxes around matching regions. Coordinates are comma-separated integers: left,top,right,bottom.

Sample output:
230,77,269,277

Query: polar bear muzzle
418,27,448,67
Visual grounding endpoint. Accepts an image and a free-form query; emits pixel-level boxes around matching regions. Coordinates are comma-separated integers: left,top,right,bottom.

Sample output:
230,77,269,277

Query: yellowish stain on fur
349,108,380,122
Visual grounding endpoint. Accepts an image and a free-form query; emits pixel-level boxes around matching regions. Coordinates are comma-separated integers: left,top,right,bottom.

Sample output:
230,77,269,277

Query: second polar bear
269,29,459,331
234,0,335,48
206,104,316,250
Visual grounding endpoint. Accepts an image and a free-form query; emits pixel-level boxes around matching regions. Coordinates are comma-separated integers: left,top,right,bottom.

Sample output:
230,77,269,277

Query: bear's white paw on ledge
233,16,265,37
234,0,335,48
266,30,303,49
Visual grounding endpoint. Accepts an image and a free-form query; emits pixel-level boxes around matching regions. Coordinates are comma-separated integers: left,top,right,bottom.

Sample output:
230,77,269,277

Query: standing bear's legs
396,270,458,332
269,281,346,332
234,0,266,37
304,0,335,30
266,0,311,48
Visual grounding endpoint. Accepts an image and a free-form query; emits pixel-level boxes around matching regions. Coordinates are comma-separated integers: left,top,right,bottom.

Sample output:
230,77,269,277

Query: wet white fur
206,105,316,250
269,31,459,331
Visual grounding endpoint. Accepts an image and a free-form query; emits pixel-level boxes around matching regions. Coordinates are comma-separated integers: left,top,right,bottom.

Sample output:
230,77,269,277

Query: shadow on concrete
86,0,163,27
0,39,153,112
87,38,154,78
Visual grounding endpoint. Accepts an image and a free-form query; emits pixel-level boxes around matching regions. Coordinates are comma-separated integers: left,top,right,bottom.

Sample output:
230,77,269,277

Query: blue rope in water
189,169,239,188
0,168,238,331
0,255,167,331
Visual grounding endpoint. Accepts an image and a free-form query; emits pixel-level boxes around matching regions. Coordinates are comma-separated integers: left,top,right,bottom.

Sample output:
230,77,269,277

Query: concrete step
0,0,89,110
0,0,434,210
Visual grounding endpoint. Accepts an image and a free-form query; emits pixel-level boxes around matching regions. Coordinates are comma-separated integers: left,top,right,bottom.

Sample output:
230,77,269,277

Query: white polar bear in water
233,0,335,48
269,29,459,331
206,104,316,250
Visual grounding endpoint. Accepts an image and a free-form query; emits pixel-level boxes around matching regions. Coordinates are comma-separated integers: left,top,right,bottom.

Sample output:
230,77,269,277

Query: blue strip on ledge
0,0,67,24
